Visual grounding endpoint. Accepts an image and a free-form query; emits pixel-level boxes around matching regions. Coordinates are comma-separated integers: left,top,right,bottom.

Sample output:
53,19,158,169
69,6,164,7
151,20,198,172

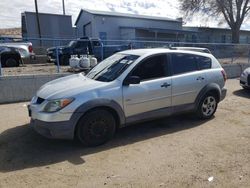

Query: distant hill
0,28,21,38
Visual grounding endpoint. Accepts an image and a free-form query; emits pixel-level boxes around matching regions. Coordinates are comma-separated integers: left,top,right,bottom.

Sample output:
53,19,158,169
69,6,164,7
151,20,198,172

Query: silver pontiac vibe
29,48,227,146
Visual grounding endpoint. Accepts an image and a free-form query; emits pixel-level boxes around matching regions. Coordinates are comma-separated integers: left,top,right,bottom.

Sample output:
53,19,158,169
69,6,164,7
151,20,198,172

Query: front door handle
197,76,205,81
161,82,171,88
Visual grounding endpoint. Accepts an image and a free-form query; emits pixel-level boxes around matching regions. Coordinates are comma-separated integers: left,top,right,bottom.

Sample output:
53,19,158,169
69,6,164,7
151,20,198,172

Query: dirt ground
2,63,71,76
0,79,249,188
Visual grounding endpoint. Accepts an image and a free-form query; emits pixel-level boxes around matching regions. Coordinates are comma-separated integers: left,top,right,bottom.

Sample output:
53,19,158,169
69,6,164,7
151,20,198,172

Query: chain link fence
0,37,250,76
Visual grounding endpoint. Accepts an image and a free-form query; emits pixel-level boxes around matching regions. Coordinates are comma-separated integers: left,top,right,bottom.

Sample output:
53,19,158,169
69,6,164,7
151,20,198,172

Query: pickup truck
0,41,35,63
0,46,22,67
47,37,130,65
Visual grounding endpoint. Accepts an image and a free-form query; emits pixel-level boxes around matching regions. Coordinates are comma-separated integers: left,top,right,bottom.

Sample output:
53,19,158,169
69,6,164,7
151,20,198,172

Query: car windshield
86,53,139,82
68,41,77,47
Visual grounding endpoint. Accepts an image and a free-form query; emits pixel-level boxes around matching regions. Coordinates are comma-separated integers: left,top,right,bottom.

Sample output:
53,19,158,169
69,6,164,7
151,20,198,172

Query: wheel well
74,106,120,138
206,89,220,102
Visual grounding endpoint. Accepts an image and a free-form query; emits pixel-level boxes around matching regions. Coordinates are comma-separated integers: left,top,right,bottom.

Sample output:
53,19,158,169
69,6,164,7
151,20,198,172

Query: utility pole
34,0,42,46
62,0,65,15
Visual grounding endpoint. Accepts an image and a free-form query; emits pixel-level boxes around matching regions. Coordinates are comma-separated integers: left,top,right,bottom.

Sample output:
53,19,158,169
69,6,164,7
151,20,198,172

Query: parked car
0,46,21,67
47,37,130,65
28,48,227,146
240,67,250,89
0,41,35,63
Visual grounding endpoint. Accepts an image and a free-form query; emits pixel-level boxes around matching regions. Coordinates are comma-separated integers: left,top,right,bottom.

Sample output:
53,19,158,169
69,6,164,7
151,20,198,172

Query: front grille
36,97,45,104
248,75,250,86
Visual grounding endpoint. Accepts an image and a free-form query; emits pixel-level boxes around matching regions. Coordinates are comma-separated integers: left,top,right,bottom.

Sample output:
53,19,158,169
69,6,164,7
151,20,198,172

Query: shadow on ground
0,114,208,172
233,89,250,99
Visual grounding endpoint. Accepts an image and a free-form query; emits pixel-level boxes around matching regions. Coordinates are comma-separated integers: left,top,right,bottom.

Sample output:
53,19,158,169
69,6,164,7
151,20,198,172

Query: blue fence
0,37,250,76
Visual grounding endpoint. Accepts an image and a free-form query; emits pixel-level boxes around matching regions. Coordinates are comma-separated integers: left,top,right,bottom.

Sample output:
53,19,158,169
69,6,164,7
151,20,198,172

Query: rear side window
196,56,212,70
171,53,198,75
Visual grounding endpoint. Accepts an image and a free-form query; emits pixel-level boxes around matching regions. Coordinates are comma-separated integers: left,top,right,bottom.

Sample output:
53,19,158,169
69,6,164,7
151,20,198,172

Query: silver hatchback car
29,48,227,146
240,67,250,89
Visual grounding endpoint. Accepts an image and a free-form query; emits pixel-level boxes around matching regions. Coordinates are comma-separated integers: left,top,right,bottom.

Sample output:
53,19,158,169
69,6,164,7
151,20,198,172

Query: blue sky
0,0,249,29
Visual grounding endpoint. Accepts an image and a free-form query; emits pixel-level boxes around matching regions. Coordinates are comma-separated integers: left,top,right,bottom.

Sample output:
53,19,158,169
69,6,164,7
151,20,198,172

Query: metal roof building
75,9,193,41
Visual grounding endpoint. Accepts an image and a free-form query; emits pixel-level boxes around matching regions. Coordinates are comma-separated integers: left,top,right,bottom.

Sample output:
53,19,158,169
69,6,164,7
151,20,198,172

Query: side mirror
123,76,141,86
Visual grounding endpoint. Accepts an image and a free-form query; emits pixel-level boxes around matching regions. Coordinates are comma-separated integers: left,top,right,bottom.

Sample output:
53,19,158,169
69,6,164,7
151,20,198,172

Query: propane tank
79,55,90,69
90,56,98,68
69,56,80,69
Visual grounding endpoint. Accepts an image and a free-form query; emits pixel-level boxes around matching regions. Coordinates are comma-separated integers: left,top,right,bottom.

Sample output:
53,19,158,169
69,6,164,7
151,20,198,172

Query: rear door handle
197,76,205,81
161,83,171,88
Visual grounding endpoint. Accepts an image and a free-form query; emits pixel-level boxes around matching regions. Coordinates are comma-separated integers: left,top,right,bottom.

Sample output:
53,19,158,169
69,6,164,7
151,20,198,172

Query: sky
0,0,249,29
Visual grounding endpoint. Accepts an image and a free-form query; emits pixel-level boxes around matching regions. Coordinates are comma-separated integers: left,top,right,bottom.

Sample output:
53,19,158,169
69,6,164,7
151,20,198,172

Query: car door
170,53,208,106
122,54,172,118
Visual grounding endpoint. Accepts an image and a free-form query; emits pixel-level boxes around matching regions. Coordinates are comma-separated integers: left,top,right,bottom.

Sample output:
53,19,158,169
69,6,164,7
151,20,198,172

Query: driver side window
131,54,168,81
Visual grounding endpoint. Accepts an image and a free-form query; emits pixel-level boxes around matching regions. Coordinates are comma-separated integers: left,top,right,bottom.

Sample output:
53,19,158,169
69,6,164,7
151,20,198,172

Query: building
184,27,250,44
75,9,194,41
21,12,74,46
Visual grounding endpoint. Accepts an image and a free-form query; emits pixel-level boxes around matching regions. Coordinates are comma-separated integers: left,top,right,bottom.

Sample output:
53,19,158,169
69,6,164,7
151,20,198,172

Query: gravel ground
0,79,249,188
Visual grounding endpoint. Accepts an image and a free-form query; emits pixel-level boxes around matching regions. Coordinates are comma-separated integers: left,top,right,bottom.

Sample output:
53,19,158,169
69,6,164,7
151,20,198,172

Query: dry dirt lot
0,79,249,188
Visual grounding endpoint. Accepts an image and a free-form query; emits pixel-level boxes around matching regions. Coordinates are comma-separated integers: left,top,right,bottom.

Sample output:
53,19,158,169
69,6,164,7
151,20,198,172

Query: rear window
196,56,212,70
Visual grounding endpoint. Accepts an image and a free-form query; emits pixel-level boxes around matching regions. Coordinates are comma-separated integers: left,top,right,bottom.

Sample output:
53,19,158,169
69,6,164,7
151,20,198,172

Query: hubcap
88,119,108,138
202,96,216,116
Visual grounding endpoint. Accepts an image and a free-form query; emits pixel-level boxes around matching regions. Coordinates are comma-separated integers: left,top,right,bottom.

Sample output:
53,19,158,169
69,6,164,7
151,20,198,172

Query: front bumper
30,119,75,140
28,103,76,140
240,74,250,88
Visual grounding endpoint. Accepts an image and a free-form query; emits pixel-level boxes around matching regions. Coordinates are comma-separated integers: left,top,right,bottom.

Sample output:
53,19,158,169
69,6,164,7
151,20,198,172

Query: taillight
221,70,227,82
28,45,33,53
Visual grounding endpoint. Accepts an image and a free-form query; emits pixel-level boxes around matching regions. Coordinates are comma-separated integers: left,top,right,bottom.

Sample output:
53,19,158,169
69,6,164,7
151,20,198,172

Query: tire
196,93,218,119
76,109,116,147
2,57,19,67
242,86,250,90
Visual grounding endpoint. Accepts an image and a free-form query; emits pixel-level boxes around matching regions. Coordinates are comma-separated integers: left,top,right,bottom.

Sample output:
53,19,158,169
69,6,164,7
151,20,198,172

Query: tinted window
131,55,167,81
196,56,211,70
171,53,198,75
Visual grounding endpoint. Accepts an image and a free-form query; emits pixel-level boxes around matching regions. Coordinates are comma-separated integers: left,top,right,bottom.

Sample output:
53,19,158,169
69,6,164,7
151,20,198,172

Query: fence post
101,41,104,61
248,48,250,64
56,46,60,73
0,54,2,76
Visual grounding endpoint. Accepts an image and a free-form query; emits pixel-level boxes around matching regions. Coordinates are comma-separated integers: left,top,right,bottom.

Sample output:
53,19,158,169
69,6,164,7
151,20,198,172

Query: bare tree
180,0,250,43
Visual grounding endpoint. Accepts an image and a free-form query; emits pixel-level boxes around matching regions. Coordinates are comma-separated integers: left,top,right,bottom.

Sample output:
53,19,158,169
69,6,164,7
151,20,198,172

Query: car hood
243,67,250,74
37,74,107,100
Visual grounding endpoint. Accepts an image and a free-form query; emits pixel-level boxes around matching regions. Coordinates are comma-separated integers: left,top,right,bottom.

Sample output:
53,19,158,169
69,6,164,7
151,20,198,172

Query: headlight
43,98,74,113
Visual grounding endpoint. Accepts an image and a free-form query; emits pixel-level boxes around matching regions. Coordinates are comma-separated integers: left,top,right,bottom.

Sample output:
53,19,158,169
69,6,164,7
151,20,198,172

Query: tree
179,0,250,43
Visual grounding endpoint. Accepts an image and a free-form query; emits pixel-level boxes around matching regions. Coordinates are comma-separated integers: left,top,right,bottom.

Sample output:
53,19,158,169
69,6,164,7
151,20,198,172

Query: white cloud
0,0,249,30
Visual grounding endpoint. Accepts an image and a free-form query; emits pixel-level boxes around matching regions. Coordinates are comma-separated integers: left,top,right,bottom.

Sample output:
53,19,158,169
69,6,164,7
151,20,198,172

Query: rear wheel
76,109,116,147
5,57,19,67
196,93,218,119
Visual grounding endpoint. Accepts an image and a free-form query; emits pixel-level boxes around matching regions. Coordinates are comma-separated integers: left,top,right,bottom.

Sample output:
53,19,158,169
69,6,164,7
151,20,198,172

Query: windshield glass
86,53,139,82
68,41,76,47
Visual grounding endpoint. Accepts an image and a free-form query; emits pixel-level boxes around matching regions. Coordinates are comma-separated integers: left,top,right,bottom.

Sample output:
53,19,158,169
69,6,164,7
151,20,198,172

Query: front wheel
76,109,116,147
196,94,218,119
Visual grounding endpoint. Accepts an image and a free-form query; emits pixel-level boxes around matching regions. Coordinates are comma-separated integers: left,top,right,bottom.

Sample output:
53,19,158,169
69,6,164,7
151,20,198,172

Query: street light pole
34,0,42,46
62,0,65,15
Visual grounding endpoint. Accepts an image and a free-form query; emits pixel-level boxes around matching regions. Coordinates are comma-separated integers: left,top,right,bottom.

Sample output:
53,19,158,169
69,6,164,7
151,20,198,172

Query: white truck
0,42,35,64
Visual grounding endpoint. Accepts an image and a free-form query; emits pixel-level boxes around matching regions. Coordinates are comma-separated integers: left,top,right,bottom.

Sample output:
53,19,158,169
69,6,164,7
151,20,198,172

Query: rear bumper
220,88,227,101
30,119,75,140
